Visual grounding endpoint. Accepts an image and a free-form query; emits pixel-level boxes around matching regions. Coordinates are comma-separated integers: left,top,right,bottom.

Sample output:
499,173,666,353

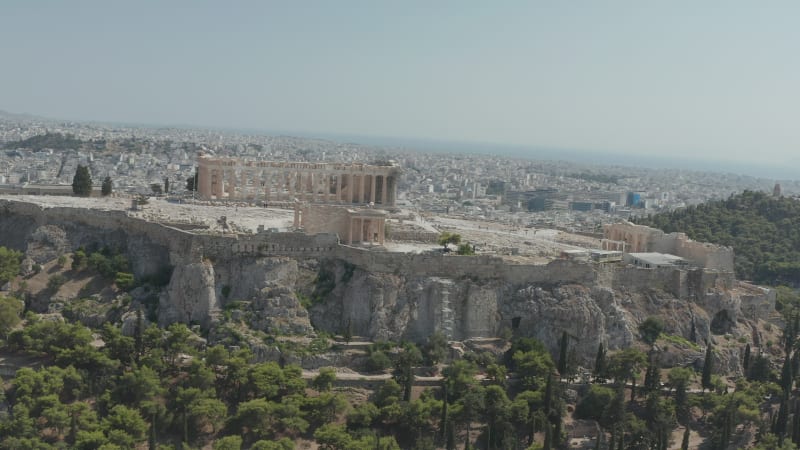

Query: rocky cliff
0,199,775,373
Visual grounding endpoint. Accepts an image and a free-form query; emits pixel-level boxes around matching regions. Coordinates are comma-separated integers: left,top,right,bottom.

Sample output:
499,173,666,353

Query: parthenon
196,154,401,206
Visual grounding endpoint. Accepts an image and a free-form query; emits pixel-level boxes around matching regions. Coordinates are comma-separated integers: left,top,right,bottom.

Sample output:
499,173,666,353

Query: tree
0,295,23,336
639,317,664,345
186,170,198,192
702,343,714,392
72,164,93,197
681,426,690,450
313,367,337,392
163,178,170,194
668,367,693,423
594,343,607,382
0,246,23,285
424,331,448,365
743,343,751,373
558,331,569,377
214,435,243,450
456,243,475,255
394,343,422,401
101,176,113,196
438,232,462,251
576,385,616,421
102,405,148,443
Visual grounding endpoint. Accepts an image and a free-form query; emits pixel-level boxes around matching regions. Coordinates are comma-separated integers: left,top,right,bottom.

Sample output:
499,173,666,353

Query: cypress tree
543,423,552,450
101,176,113,196
134,308,144,362
702,343,714,392
644,352,660,392
558,331,569,377
149,412,157,450
594,343,606,382
440,383,449,445
775,396,789,438
743,343,751,373
446,419,456,450
781,354,793,394
681,426,690,450
72,164,93,197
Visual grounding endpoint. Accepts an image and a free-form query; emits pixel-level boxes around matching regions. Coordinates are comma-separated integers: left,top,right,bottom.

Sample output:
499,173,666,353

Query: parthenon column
310,172,316,202
370,174,376,203
359,174,365,203
297,172,303,200
347,172,356,203
348,218,354,244
336,175,342,202
381,175,387,205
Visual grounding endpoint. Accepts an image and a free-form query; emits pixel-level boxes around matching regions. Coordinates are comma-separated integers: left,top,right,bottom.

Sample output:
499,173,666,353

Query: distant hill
635,190,800,286
4,132,85,151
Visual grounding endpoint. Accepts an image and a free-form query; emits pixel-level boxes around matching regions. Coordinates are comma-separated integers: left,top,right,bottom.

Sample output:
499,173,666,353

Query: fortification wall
0,200,749,303
611,266,682,296
386,230,439,243
605,222,734,271
332,247,596,284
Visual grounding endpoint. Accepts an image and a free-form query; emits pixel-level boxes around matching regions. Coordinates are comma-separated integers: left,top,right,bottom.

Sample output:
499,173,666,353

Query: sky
2,1,799,172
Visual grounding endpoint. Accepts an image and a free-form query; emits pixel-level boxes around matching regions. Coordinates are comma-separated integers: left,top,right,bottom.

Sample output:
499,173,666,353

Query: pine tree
72,164,93,197
702,343,714,392
164,178,170,194
101,176,113,196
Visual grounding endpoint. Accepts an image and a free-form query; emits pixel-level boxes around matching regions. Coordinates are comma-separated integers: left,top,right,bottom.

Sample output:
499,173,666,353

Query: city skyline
2,1,799,173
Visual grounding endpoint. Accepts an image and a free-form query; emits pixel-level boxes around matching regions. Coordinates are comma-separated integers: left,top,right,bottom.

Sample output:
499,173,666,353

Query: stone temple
196,154,401,245
196,154,401,206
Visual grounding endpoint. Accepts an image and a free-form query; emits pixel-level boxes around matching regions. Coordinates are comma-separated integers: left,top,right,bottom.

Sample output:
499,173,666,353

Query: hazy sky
2,1,799,167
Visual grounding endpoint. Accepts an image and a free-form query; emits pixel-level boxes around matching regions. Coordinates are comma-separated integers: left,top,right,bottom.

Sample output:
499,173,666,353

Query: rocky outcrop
0,199,775,375
160,261,219,327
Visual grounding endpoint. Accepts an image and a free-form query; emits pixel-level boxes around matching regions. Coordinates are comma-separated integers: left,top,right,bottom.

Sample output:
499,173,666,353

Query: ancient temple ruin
196,154,401,206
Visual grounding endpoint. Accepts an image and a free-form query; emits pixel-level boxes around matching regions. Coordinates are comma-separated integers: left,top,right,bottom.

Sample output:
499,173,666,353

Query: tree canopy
0,246,23,285
636,190,800,285
72,165,93,197
101,176,113,196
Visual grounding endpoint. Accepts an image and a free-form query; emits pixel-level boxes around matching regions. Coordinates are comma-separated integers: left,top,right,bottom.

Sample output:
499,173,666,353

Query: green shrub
114,272,135,291
575,385,616,421
0,246,23,284
639,316,665,345
365,351,392,373
47,274,67,291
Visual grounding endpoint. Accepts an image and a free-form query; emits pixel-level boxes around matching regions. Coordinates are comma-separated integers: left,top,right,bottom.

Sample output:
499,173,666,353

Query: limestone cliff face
160,261,219,327
0,200,773,375
159,256,313,334
309,260,765,371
